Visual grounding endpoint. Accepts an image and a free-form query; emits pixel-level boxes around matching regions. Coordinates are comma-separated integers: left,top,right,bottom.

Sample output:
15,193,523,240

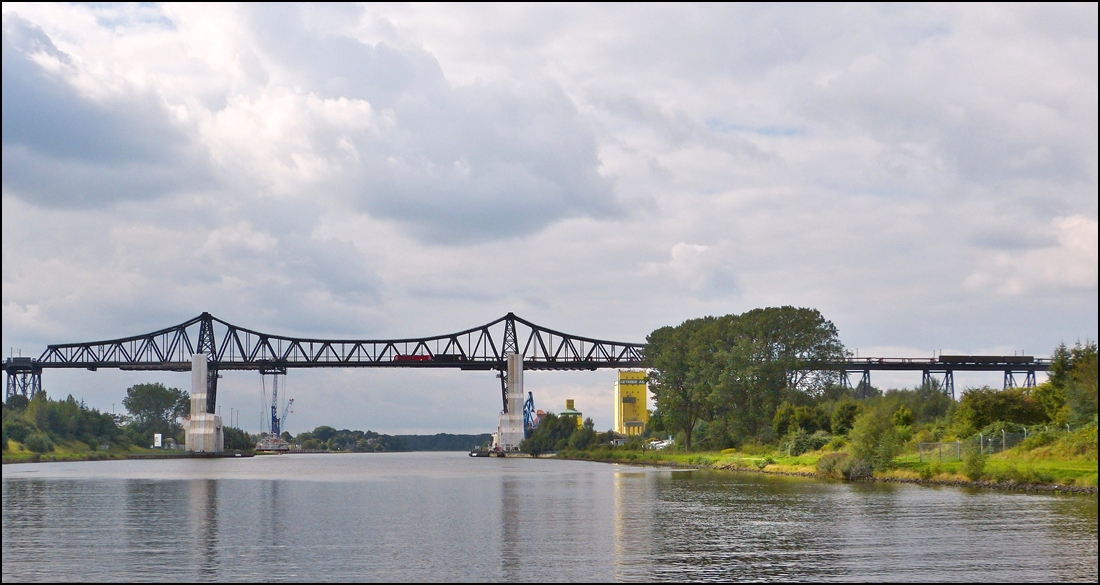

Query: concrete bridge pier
494,353,526,451
185,353,223,452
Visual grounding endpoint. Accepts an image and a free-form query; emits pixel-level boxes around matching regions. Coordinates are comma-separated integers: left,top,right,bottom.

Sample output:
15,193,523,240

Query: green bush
849,409,902,471
963,447,987,481
840,457,872,480
782,429,832,456
25,431,54,453
754,457,775,470
4,418,34,444
7,395,30,411
1054,423,1098,457
1020,429,1059,450
831,401,859,435
918,461,946,480
816,452,847,478
891,405,914,427
954,387,1046,436
774,401,830,436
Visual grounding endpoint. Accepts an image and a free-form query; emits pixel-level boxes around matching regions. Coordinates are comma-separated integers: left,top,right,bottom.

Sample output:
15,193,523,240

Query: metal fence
974,431,1026,455
919,425,1080,462
918,442,963,462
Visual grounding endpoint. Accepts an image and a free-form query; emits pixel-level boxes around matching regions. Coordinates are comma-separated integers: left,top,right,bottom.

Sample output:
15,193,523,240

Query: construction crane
523,392,537,437
278,398,294,437
257,373,293,451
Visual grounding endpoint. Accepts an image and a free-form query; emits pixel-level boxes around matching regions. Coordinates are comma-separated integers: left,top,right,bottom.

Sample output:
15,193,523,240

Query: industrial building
614,370,648,436
561,399,583,428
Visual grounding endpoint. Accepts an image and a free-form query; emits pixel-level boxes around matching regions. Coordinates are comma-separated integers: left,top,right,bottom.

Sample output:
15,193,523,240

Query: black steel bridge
3,311,1049,410
828,355,1050,399
2,312,644,413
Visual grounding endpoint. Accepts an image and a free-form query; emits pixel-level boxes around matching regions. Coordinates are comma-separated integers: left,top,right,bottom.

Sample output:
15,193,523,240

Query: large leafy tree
719,307,845,438
646,318,721,450
122,383,189,440
646,306,846,449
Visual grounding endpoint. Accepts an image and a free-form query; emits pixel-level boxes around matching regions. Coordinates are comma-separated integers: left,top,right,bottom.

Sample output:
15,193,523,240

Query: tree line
523,306,1097,479
3,382,199,453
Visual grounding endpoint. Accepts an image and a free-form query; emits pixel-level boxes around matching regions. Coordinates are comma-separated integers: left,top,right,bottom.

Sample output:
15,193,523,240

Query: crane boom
281,398,294,432
270,374,280,438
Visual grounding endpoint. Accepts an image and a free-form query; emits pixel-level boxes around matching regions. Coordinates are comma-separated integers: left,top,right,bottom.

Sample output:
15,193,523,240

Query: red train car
393,354,433,362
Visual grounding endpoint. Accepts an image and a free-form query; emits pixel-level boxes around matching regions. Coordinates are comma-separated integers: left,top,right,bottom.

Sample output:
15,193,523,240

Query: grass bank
556,428,1098,494
3,438,195,464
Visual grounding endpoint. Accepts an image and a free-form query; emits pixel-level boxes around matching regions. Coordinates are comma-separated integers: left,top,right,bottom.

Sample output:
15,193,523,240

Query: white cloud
967,215,1098,295
1,3,1096,432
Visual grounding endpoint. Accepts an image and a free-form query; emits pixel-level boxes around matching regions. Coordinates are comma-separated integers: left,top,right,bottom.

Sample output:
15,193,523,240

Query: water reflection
613,471,654,579
190,479,219,578
3,455,1096,582
500,477,522,580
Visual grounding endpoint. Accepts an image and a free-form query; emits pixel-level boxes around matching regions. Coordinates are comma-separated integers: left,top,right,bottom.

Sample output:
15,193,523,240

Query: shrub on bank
1020,429,1060,450
816,452,847,478
849,409,902,471
840,457,872,480
24,432,54,453
963,447,987,481
782,429,832,456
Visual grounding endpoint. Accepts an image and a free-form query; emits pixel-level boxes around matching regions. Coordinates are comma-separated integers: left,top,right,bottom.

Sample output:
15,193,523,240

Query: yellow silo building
614,370,648,436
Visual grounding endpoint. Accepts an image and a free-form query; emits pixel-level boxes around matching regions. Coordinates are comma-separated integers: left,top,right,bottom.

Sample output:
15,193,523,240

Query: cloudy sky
2,3,1096,434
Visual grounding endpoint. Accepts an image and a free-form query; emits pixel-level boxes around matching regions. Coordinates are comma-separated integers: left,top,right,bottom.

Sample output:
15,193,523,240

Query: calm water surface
3,452,1097,582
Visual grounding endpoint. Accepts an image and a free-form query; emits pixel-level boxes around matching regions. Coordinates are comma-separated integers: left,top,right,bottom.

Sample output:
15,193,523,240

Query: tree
891,405,914,427
646,307,846,449
1031,341,1097,426
717,307,845,442
6,395,29,411
122,383,189,442
223,426,255,451
645,319,719,450
831,401,860,435
520,413,576,455
848,409,902,471
953,386,1045,436
568,418,597,450
773,401,829,436
312,426,337,442
1065,341,1098,426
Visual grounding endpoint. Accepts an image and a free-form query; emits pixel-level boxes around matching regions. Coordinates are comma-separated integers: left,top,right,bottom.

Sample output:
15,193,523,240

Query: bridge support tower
922,370,955,400
1004,369,1037,390
4,357,42,400
494,353,525,452
185,353,223,452
840,369,873,399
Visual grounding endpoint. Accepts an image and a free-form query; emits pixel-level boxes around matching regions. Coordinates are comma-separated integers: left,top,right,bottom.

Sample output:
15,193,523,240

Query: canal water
2,452,1097,582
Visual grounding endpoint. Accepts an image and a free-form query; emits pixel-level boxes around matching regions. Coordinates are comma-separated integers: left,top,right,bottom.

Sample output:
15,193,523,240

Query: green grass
561,429,1098,487
2,439,173,464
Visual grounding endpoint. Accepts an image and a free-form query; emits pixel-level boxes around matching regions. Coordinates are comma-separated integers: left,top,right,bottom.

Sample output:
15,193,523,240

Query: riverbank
557,446,1098,494
2,439,253,464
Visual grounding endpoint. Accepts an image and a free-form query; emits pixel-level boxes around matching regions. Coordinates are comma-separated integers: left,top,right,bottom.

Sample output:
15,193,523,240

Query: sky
2,3,1097,435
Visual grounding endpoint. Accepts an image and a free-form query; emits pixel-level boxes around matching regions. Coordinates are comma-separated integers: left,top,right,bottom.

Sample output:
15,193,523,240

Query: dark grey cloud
1,14,214,207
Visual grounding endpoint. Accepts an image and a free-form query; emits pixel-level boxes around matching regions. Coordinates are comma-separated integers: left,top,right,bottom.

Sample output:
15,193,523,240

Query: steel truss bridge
3,312,645,413
826,355,1050,399
2,311,1049,411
